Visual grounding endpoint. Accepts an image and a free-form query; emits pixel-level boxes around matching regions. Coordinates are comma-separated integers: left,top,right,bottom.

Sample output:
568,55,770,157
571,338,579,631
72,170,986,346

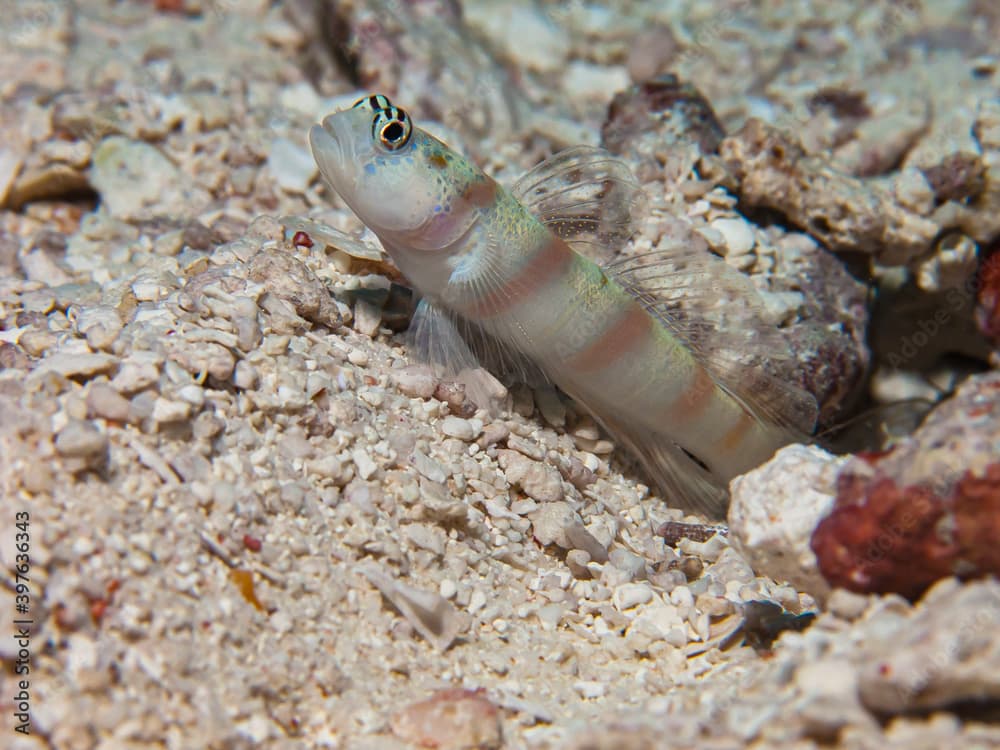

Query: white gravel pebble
266,136,318,193
111,356,161,393
352,449,378,480
440,415,482,440
233,360,259,390
498,449,564,502
613,583,654,611
33,352,119,379
527,502,580,549
152,397,192,423
90,136,202,219
308,455,345,482
710,217,756,255
86,383,131,422
175,384,205,407
402,523,446,556
411,449,448,483
54,419,108,458
468,589,487,614
393,365,438,399
573,680,607,699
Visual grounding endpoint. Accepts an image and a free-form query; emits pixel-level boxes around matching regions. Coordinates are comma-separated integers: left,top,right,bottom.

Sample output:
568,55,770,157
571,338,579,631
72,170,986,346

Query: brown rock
246,248,341,329
720,118,939,264
602,74,724,180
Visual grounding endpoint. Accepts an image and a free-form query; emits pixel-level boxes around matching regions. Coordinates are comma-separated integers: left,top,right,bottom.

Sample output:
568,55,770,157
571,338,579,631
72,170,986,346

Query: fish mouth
308,116,348,184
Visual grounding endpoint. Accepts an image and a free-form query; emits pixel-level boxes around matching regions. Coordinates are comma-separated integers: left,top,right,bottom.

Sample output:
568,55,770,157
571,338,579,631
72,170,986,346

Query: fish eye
373,107,412,151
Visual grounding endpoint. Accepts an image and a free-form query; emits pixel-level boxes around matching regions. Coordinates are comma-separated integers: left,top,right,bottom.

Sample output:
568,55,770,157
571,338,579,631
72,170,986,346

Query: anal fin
588,407,729,519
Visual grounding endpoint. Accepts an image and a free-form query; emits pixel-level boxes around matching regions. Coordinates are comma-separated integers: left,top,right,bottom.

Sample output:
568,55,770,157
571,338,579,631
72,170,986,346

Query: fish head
310,94,472,248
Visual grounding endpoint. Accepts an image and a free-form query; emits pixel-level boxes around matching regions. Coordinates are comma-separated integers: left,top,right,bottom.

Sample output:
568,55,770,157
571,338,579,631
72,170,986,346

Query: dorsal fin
511,146,646,263
604,237,819,437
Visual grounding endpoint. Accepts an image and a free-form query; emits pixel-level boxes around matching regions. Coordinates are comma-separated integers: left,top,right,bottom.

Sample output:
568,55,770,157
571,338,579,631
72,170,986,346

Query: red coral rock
976,248,1000,343
812,462,1000,600
953,463,1000,574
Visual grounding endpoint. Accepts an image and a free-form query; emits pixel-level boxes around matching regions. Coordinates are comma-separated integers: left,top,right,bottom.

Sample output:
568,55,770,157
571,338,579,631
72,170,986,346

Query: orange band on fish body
458,177,500,210
663,364,716,425
719,409,757,454
567,302,653,371
462,233,576,319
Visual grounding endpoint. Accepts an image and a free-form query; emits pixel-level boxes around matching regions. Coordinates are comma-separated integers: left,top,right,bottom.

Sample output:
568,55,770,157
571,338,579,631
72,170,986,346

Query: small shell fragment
358,563,465,651
279,215,384,260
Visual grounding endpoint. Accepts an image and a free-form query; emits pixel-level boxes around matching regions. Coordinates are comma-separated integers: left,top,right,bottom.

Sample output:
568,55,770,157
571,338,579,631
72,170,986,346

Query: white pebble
411,450,448,483
352,449,377,480
86,383,131,422
175,384,205,407
664,626,689,648
152,397,192,423
710,217,756,256
563,61,629,103
393,365,437,399
573,680,607,699
468,589,487,614
309,455,344,481
669,586,695,609
613,583,654,611
440,415,480,441
439,579,458,599
358,387,385,407
233,360,259,390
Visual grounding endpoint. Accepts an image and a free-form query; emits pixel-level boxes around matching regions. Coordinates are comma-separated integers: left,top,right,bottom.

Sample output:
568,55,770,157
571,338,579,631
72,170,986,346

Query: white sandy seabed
2,1,1000,748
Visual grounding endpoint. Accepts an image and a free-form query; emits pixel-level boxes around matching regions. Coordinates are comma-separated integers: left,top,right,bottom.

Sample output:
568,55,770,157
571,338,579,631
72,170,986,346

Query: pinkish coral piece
390,688,501,750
